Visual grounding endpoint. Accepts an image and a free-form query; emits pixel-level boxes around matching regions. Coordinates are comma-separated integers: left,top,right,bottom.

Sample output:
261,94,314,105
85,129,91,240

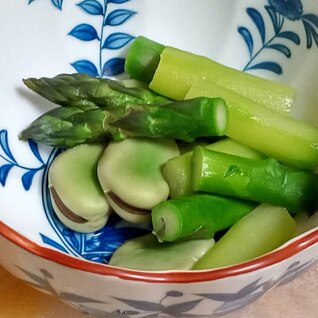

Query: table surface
1,263,317,318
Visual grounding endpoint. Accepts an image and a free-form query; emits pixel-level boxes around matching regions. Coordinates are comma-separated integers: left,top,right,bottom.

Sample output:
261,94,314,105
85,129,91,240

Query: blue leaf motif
77,0,104,16
102,32,134,50
302,19,318,48
237,27,254,57
102,57,125,76
302,14,318,28
247,7,266,44
40,234,68,253
28,140,44,164
0,130,16,163
21,169,38,190
108,0,130,3
247,61,282,74
265,5,279,34
267,43,291,57
105,9,136,26
69,24,100,41
277,31,300,45
71,60,99,77
0,164,14,186
51,0,63,10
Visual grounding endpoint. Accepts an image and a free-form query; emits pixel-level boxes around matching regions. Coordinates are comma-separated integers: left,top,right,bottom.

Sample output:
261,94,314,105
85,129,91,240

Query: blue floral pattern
69,0,136,77
0,130,46,190
28,0,136,77
28,0,64,10
238,0,318,74
16,258,317,317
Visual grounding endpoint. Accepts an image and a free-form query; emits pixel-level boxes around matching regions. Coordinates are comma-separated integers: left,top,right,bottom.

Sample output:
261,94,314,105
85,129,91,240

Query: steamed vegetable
162,138,265,198
192,204,296,269
23,73,169,110
97,138,179,223
152,194,256,242
19,96,228,147
191,147,318,212
109,233,215,271
48,144,110,233
125,36,296,113
186,80,318,170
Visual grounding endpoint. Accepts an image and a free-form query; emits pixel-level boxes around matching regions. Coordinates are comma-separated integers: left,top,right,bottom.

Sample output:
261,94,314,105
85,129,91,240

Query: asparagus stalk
162,138,265,198
192,204,296,270
111,97,228,142
125,36,296,113
186,80,318,170
191,146,318,212
151,194,256,242
23,73,169,110
19,97,228,147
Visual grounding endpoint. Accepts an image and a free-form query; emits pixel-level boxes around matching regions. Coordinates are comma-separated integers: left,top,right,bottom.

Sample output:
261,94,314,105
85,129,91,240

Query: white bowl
1,1,318,317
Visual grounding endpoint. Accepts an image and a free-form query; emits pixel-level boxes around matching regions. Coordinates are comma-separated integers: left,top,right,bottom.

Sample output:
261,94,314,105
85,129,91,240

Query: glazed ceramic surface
0,1,318,317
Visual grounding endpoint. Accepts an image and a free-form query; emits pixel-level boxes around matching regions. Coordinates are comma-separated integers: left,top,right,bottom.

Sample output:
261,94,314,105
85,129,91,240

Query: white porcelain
0,1,318,317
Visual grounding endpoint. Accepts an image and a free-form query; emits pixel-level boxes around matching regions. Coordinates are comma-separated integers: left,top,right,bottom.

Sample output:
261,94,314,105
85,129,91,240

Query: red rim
1,221,318,283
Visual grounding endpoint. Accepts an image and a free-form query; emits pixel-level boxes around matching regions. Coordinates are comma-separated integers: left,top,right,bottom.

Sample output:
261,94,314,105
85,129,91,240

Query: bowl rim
1,221,317,283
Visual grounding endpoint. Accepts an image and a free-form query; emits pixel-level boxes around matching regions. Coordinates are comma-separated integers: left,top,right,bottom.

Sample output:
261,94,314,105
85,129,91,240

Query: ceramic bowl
1,1,318,317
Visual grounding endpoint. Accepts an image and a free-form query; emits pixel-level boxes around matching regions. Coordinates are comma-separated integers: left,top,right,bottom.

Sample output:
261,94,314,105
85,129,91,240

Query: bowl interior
1,0,318,270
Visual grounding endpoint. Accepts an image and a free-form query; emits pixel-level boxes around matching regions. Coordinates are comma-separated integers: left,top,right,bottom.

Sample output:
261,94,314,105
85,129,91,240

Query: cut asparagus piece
125,37,165,84
48,144,110,233
111,97,228,142
109,233,215,271
162,138,265,198
152,194,256,242
294,210,318,235
125,36,296,113
186,80,318,170
192,204,296,269
191,146,318,212
19,97,228,147
23,73,169,110
97,138,179,223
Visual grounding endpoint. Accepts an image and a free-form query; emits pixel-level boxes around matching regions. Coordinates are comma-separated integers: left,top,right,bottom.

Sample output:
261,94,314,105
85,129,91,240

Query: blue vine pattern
28,0,136,77
238,0,318,74
28,0,64,10
0,130,45,191
16,258,317,317
69,0,136,77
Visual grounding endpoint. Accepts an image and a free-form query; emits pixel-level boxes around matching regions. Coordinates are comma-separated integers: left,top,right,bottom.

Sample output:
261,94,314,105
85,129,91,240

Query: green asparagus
19,97,228,147
162,138,265,199
125,36,296,113
191,146,318,212
111,97,228,142
152,194,256,242
192,204,296,269
23,73,169,110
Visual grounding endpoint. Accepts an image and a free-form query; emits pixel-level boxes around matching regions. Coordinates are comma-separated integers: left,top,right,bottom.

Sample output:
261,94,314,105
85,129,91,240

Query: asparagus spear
23,73,169,110
191,146,318,212
151,194,256,242
186,80,318,170
125,36,296,114
19,107,108,148
192,204,296,270
19,97,228,147
111,97,228,142
162,138,265,199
